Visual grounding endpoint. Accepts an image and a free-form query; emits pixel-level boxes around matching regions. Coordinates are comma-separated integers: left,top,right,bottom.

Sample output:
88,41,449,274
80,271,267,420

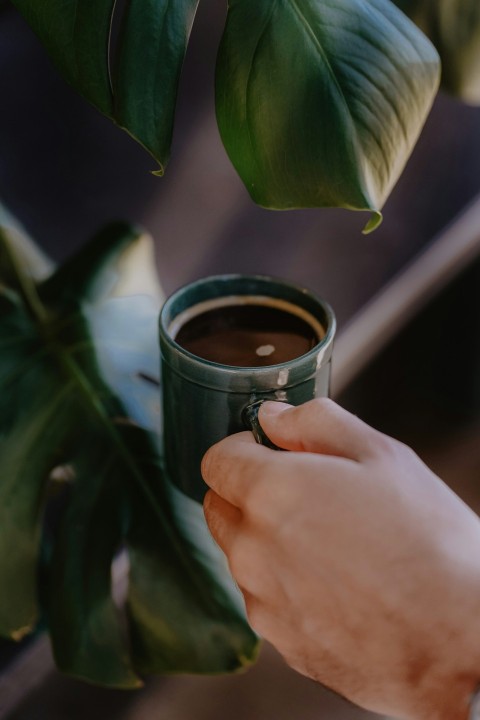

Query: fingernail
260,401,291,417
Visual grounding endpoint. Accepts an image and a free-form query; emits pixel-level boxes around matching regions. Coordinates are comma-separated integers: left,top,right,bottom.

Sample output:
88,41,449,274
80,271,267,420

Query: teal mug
159,274,336,502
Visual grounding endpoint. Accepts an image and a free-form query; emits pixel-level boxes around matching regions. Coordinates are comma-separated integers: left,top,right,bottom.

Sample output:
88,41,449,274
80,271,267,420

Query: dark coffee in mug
171,295,325,367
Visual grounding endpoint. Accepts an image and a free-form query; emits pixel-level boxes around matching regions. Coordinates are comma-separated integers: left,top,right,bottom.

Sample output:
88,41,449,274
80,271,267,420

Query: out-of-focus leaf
216,0,440,232
0,204,52,284
114,0,200,174
393,0,480,103
0,218,258,686
126,465,259,675
10,0,200,172
9,2,115,115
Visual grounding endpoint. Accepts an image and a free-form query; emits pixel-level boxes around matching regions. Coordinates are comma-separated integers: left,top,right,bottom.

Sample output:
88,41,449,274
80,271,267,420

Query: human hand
202,399,480,720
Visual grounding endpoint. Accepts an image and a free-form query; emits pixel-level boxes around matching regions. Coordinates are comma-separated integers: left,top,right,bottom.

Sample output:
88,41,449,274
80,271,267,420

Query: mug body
159,275,336,502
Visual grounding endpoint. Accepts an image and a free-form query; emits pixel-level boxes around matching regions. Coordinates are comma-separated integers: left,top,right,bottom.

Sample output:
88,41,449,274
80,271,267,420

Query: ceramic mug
159,274,336,502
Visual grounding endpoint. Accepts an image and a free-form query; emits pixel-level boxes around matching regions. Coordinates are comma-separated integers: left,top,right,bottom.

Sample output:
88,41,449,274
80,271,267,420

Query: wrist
414,577,480,720
389,539,480,720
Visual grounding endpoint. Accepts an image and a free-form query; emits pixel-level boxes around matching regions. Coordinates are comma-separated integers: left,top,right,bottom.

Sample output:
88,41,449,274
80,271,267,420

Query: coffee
172,296,323,367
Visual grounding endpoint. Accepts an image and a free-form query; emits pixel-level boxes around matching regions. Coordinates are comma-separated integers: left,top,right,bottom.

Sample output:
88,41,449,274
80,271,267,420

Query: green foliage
216,0,440,232
9,0,457,225
0,215,258,686
10,0,200,174
393,0,480,103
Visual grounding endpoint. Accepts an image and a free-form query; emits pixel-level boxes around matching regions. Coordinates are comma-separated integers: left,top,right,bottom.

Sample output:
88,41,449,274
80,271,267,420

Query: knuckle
242,464,292,528
202,489,216,522
229,537,271,595
201,444,221,483
203,504,223,544
370,431,404,459
394,439,418,462
310,396,336,414
200,450,210,481
315,396,335,409
242,475,270,519
244,598,267,636
227,540,245,581
372,433,396,457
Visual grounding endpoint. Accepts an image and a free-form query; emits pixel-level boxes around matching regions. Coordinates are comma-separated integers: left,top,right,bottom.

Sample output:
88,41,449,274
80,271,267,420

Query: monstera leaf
9,0,445,226
393,0,480,102
216,0,440,231
0,215,257,686
9,0,200,174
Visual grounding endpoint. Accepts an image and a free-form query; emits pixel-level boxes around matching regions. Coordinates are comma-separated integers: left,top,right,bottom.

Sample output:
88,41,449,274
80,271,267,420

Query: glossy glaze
159,275,336,502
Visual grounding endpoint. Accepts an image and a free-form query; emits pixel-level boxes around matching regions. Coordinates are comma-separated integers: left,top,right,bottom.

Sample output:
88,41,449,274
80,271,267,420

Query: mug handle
242,399,282,450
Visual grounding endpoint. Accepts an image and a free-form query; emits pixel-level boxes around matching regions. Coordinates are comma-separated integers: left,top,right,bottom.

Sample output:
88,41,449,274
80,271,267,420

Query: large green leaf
10,0,200,172
393,0,480,102
9,2,115,115
114,0,200,174
216,0,440,231
0,216,258,686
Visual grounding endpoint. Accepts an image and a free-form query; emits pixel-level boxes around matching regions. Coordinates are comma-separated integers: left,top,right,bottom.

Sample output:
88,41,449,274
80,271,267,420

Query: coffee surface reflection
175,303,320,367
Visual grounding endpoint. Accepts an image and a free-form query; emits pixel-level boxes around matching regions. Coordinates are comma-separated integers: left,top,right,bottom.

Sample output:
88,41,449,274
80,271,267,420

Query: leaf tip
238,638,262,670
362,211,383,234
151,165,165,178
10,623,34,642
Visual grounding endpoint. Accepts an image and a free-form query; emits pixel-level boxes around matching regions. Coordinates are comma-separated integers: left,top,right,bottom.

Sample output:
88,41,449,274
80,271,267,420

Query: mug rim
159,273,336,377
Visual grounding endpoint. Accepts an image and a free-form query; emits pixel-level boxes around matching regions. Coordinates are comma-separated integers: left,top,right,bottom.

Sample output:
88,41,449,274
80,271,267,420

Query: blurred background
0,0,479,718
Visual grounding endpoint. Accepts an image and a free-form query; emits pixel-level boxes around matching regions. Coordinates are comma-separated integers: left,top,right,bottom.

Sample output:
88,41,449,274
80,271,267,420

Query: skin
202,398,480,720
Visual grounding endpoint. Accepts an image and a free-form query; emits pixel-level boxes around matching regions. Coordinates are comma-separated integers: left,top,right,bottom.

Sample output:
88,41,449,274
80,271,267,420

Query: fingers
201,431,280,508
203,489,241,556
203,489,280,599
258,398,387,461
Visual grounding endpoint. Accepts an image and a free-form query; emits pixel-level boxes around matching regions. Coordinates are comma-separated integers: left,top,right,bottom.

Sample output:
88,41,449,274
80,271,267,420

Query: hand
202,399,480,720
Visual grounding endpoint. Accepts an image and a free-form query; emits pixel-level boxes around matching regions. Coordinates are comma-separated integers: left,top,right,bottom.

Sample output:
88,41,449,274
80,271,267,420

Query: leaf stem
53,343,217,612
0,228,49,326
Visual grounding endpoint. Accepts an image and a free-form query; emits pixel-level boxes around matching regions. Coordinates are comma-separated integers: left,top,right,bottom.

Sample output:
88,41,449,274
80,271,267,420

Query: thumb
258,398,385,461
